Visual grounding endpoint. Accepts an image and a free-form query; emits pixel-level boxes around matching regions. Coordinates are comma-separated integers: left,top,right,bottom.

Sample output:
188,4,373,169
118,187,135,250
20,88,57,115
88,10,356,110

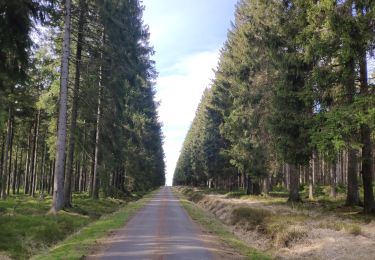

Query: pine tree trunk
78,160,84,192
24,130,31,194
308,166,313,200
92,77,102,199
337,151,342,184
342,45,362,207
0,135,4,196
89,140,95,196
1,107,12,199
346,148,360,205
245,174,252,195
16,148,23,194
330,161,337,198
309,151,317,200
357,54,374,212
288,164,301,202
344,150,348,185
75,160,79,192
92,31,105,200
48,160,54,195
12,145,18,194
6,117,13,196
341,151,345,186
28,122,36,195
64,0,86,207
28,123,36,195
263,177,270,194
79,123,85,193
361,123,374,212
50,0,72,213
321,159,327,185
283,164,289,189
40,141,47,196
31,110,40,197
0,152,3,195
83,164,87,192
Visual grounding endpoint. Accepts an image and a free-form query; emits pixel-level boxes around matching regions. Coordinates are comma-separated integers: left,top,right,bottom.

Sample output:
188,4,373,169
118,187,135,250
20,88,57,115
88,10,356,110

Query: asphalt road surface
89,186,216,260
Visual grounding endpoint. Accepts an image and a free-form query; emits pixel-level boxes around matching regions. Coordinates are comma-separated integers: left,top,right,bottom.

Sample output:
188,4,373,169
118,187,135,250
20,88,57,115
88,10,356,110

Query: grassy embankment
173,188,271,260
182,183,375,220
226,184,375,220
175,186,375,259
0,190,157,260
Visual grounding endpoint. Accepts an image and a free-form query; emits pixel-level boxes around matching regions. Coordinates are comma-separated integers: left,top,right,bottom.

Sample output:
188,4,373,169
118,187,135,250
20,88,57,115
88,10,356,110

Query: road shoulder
173,187,271,260
33,190,158,260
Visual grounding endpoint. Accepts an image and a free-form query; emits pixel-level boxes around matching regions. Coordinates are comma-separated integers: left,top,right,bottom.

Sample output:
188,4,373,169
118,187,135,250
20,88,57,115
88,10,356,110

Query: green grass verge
33,190,157,260
174,190,271,260
0,190,156,260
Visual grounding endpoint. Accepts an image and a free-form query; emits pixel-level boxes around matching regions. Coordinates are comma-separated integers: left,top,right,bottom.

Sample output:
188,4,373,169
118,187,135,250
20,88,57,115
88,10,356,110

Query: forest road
87,186,221,260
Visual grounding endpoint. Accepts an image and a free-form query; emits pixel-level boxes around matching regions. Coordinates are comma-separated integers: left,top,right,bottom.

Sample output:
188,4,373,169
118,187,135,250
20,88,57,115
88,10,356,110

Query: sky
142,0,238,186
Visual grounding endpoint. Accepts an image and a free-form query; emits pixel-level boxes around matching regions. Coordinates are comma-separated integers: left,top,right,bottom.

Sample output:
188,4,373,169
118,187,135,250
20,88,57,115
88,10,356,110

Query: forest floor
175,186,375,260
0,191,154,260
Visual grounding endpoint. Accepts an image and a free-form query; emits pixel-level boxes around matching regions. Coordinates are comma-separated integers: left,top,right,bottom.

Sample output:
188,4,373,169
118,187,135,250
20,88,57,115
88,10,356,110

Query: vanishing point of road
89,187,217,260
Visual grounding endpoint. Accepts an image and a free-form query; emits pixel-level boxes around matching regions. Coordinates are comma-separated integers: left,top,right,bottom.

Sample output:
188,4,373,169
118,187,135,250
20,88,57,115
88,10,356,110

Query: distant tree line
0,0,165,212
173,0,375,213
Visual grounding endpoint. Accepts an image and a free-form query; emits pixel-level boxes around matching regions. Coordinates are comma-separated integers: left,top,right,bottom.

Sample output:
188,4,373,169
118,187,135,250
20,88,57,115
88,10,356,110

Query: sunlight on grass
0,191,156,259
33,190,157,260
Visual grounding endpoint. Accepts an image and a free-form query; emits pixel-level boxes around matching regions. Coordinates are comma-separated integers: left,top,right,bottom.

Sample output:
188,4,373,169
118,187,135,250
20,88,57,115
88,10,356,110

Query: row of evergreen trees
0,0,165,212
173,0,375,213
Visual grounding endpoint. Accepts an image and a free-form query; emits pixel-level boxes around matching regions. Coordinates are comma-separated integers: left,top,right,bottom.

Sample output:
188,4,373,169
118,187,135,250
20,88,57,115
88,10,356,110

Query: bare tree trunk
50,0,72,213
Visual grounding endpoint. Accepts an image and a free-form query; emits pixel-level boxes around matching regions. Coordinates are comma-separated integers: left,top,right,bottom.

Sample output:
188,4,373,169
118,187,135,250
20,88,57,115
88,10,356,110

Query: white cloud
155,51,220,185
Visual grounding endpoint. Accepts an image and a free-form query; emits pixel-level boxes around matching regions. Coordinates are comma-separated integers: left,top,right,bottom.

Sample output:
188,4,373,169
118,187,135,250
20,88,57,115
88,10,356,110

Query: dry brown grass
176,187,375,260
274,227,308,248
